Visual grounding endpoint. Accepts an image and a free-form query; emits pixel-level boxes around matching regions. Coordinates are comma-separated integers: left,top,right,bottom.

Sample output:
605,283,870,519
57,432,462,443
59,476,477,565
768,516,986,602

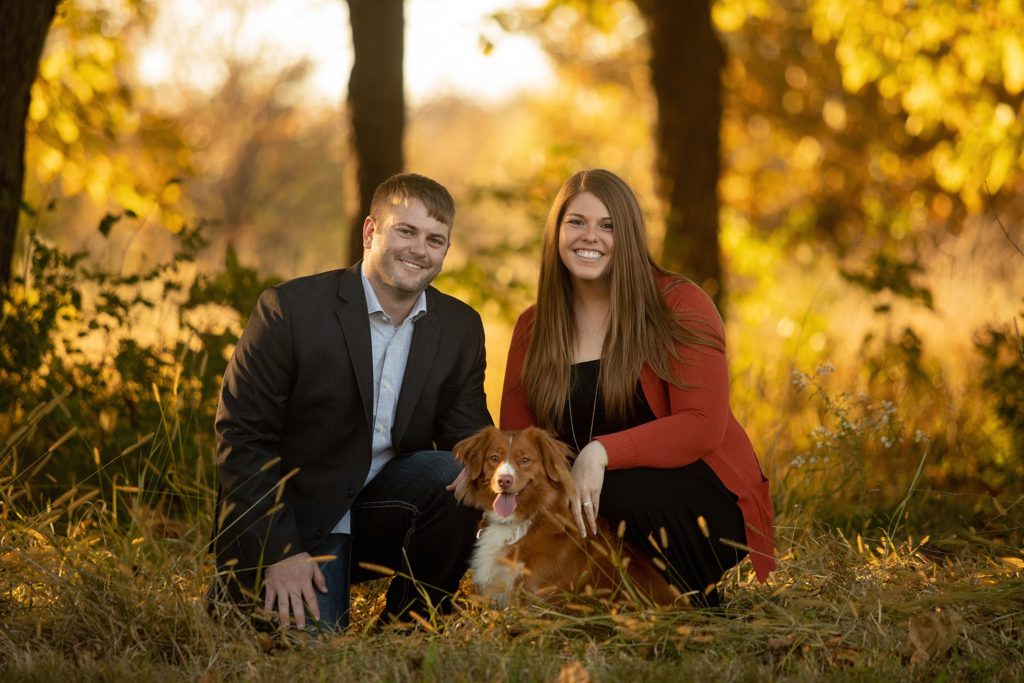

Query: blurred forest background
4,0,1021,519
2,0,1022,678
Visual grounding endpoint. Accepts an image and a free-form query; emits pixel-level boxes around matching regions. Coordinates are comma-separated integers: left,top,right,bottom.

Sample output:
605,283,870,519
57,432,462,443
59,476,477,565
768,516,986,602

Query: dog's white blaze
471,511,531,606
495,461,515,477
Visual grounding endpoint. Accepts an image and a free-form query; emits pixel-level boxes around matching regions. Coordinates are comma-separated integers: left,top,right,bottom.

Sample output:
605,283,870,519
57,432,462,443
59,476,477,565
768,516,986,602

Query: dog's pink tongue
493,492,517,518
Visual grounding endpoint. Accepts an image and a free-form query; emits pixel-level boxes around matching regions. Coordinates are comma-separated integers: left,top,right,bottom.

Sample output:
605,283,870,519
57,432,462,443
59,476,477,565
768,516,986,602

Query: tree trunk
635,0,725,305
0,0,59,289
345,0,405,264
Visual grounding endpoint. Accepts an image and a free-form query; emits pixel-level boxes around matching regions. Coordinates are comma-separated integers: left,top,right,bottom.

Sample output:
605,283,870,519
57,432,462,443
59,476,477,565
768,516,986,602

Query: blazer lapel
393,303,440,443
334,265,374,431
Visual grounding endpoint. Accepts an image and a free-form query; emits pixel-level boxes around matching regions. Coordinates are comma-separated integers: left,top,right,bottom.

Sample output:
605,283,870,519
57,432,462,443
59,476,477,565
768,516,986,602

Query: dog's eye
520,457,531,465
488,454,499,463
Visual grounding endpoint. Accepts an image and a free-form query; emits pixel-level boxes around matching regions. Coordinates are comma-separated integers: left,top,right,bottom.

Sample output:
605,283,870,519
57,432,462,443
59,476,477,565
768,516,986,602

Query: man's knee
406,449,460,489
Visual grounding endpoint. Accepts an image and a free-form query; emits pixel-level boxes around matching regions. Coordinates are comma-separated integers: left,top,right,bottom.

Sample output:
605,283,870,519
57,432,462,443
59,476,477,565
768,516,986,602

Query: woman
500,169,775,606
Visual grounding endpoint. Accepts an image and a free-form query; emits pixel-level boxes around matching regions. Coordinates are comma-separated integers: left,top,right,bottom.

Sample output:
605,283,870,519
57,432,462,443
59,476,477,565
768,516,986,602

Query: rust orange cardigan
499,277,777,582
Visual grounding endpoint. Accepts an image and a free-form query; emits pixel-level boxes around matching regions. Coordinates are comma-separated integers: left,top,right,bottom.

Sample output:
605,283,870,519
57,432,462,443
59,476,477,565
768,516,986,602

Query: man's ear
362,216,376,250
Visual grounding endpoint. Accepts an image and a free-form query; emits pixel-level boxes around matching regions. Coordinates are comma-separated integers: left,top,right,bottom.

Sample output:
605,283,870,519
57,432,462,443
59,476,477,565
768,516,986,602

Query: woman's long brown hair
521,169,723,431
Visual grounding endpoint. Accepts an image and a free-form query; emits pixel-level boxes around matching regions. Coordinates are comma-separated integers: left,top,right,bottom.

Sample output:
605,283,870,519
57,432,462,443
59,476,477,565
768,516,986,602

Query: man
211,173,491,631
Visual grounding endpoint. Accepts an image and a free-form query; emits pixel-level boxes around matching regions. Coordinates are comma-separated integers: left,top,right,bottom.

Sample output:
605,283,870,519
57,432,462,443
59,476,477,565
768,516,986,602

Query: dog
453,426,679,607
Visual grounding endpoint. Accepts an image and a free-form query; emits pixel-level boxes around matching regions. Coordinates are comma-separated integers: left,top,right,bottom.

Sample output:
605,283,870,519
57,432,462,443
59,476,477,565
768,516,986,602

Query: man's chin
390,271,436,294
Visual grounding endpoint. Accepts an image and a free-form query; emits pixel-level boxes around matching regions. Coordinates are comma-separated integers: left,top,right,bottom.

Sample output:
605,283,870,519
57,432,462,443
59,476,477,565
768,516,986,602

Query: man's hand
263,552,327,629
445,467,471,504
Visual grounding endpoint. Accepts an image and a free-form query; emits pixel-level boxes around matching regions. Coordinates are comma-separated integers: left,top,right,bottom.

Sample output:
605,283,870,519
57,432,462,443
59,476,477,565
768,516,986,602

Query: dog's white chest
470,512,531,605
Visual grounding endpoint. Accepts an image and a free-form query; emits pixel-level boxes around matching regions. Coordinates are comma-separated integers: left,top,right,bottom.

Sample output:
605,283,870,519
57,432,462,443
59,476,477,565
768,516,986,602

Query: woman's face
557,191,614,286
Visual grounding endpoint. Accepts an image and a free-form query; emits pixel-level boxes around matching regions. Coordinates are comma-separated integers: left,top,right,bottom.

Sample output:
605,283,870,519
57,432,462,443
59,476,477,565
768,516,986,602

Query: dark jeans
309,450,479,631
601,460,747,607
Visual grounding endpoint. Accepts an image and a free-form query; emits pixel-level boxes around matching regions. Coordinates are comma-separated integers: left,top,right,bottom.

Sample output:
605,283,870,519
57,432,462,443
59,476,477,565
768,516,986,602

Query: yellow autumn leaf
1003,34,1024,94
38,51,65,81
160,182,181,204
712,2,747,32
986,145,1016,192
29,96,49,122
37,145,65,180
53,111,80,144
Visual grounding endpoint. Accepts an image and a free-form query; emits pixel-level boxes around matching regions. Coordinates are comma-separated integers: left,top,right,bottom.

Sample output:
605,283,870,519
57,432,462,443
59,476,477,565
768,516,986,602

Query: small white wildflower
914,430,931,444
791,455,806,468
881,436,893,448
816,362,835,376
791,370,809,389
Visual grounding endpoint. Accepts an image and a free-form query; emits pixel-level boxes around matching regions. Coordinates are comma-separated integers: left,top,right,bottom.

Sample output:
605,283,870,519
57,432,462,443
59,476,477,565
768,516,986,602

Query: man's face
362,198,450,300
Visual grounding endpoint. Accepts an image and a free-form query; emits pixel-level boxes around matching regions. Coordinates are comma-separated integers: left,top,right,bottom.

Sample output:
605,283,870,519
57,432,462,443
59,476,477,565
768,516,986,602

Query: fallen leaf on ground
905,607,962,665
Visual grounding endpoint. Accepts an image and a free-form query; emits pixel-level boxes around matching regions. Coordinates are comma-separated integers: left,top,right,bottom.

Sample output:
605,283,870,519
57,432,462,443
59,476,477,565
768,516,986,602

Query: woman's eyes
563,218,613,230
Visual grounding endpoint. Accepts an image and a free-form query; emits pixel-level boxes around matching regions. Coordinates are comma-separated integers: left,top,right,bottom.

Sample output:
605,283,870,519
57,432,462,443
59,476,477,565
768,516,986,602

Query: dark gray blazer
212,263,491,599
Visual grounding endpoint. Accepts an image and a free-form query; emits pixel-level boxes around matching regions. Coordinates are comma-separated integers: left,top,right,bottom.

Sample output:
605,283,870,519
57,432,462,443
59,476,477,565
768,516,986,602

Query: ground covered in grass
2,503,1021,682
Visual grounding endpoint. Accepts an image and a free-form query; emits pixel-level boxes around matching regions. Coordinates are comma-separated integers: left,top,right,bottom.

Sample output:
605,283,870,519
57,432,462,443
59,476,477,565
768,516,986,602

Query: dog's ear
524,427,576,496
453,426,499,481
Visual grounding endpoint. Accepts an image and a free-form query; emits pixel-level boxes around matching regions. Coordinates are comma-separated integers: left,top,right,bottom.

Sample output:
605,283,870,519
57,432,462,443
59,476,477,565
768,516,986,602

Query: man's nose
408,235,427,255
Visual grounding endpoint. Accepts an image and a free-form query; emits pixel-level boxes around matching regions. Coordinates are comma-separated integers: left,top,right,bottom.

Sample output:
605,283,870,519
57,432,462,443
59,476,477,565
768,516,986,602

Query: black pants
601,459,747,607
309,450,480,629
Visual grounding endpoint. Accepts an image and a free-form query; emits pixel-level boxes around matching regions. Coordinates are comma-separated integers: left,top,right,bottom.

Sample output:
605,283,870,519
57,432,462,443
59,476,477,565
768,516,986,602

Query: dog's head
453,426,576,519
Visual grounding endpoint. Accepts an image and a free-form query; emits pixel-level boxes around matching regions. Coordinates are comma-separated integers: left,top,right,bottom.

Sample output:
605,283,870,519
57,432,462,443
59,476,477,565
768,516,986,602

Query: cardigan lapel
639,366,669,419
334,265,374,431
392,293,441,444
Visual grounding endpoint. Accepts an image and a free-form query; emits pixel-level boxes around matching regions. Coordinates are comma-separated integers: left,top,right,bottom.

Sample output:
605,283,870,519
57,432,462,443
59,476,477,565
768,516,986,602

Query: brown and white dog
453,426,679,607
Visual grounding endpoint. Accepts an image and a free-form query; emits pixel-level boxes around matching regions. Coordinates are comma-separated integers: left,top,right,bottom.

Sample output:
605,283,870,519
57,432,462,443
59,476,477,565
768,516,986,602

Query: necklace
568,362,601,453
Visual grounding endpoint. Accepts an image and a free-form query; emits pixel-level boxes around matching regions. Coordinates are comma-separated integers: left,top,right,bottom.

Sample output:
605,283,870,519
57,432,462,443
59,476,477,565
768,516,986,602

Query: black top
557,360,656,453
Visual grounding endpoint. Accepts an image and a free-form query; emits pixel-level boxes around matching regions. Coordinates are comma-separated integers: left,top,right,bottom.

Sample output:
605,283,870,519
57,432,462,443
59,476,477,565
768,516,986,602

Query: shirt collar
360,263,428,322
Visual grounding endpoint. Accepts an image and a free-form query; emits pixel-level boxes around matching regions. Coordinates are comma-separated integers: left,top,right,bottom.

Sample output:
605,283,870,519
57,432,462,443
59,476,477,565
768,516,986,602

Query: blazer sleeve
499,307,537,430
214,287,302,567
432,311,494,450
596,283,732,470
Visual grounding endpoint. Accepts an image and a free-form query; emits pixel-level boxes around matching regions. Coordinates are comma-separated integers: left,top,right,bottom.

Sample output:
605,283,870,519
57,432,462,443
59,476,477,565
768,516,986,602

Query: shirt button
314,529,325,539
347,487,356,497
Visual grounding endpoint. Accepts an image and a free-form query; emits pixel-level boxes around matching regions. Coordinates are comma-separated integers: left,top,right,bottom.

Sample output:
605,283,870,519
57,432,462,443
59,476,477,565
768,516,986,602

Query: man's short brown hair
370,173,455,228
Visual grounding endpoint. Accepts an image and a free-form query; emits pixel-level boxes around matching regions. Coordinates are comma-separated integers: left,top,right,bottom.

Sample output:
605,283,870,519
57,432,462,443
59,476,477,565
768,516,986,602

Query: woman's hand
570,440,608,537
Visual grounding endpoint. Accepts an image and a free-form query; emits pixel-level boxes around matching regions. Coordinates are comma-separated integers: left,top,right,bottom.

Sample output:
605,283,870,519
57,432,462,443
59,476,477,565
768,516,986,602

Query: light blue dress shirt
330,266,428,534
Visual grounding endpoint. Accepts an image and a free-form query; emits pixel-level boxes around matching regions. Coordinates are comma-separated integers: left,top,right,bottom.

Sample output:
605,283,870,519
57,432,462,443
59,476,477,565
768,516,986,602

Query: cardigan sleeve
499,307,537,430
596,282,732,470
